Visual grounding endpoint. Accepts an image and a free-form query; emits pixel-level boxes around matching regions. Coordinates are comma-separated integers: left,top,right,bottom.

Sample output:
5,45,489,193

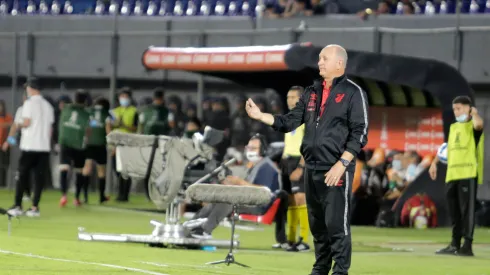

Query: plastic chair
239,198,281,225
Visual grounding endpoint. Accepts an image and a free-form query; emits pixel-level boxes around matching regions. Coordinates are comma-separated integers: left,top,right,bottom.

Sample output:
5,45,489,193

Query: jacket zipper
312,82,339,168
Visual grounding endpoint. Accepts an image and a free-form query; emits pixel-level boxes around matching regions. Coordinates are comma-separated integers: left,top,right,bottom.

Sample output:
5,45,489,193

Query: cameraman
189,134,289,244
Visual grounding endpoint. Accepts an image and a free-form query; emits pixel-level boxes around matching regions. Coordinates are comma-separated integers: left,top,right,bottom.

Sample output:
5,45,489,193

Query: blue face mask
392,160,402,171
456,114,468,123
119,98,130,107
407,164,417,177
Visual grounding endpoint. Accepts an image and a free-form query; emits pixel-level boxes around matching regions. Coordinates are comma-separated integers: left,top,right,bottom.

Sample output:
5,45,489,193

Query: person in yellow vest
273,86,310,252
429,95,484,257
110,87,139,202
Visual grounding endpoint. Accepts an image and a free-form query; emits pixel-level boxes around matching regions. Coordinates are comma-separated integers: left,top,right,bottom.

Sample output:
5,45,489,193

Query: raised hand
245,98,262,121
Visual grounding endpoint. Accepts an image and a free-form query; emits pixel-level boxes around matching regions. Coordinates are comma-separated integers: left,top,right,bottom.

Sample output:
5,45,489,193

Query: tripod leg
233,261,250,268
206,260,227,265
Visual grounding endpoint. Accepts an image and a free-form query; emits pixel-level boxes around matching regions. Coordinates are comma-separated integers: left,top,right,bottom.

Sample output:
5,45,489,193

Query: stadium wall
0,15,490,84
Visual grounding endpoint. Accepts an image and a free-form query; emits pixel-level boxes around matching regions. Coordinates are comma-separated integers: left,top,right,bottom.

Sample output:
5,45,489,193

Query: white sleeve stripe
347,79,368,143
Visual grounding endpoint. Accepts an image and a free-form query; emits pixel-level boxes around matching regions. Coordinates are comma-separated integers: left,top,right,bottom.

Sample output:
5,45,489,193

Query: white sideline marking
138,261,220,269
139,261,169,267
0,249,169,275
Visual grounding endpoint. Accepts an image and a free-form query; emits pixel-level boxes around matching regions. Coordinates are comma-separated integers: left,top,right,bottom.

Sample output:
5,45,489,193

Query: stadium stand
1,0,490,16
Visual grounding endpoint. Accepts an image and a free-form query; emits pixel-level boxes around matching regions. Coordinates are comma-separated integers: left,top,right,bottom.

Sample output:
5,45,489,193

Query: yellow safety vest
477,133,485,184
445,121,479,183
112,106,137,133
283,124,305,158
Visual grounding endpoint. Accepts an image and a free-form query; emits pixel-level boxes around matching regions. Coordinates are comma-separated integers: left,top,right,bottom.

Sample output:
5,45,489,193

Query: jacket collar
313,74,347,91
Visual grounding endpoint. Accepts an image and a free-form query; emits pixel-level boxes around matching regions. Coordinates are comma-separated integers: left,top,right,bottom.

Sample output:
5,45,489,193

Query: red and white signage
142,45,291,71
366,107,444,157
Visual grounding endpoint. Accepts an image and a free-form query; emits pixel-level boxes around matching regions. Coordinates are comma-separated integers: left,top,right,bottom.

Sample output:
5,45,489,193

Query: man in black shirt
246,45,369,275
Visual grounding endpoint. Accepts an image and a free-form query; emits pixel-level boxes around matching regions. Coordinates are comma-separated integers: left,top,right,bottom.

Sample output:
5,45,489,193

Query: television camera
78,127,238,249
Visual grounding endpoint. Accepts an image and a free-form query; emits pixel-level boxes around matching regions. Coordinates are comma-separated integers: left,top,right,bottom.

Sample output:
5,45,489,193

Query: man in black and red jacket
246,44,369,275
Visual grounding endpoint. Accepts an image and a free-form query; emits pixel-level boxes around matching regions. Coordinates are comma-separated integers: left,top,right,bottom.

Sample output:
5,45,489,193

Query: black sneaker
456,243,474,257
287,237,311,252
190,227,212,240
435,245,458,255
272,242,292,249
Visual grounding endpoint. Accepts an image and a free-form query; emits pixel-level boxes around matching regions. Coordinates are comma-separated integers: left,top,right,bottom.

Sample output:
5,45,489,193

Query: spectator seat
239,198,281,225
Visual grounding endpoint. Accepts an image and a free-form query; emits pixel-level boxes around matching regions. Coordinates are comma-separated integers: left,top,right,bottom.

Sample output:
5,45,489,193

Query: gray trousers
192,190,289,243
193,203,264,234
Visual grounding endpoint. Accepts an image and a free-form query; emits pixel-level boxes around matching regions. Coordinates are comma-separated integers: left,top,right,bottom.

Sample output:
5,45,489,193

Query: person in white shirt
8,78,55,217
2,94,32,201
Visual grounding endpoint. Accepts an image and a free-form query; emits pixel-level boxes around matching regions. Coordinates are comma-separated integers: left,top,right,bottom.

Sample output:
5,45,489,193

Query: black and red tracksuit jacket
272,75,369,173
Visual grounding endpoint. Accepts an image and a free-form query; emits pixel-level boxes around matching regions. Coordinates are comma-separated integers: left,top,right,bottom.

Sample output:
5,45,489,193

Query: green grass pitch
0,190,489,275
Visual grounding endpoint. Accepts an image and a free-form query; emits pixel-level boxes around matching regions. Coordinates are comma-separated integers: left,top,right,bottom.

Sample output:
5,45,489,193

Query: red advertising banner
365,107,444,156
142,45,291,71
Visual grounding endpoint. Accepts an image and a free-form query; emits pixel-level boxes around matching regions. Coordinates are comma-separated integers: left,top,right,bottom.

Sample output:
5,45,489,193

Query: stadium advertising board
367,107,444,156
142,45,291,71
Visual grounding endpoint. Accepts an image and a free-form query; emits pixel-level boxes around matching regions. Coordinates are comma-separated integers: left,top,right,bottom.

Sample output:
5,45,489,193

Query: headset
251,133,269,157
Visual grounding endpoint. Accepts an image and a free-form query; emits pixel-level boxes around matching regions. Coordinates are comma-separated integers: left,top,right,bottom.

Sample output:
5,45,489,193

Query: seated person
189,134,289,244
183,117,201,139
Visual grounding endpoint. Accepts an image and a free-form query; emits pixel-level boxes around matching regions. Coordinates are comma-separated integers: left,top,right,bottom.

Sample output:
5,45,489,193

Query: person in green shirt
429,96,484,257
58,90,91,207
82,97,111,204
138,88,175,136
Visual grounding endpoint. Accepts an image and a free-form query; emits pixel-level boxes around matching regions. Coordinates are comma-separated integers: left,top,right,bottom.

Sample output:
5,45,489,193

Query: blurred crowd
353,148,434,226
0,85,440,227
0,87,288,190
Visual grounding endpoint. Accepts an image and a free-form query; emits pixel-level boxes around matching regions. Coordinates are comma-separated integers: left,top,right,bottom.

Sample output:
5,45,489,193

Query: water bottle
255,1,264,17
200,0,210,15
173,0,183,16
134,0,143,15
439,0,447,13
186,0,196,16
39,0,49,14
425,1,435,15
215,1,225,15
26,0,36,14
412,1,421,14
396,1,403,14
64,0,73,14
51,0,60,15
109,0,119,15
121,0,130,15
0,1,8,15
94,0,105,15
158,0,167,15
470,0,480,13
242,0,249,15
147,0,157,15
228,1,237,15
201,246,217,251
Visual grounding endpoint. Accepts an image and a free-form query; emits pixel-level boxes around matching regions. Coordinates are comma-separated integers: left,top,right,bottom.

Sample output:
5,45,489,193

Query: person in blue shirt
189,134,289,243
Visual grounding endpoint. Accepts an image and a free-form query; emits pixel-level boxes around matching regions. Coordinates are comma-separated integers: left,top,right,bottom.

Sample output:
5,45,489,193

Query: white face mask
392,159,402,171
246,151,261,163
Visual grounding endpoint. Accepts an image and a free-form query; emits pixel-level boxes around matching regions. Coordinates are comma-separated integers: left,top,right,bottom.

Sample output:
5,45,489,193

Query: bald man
246,45,369,275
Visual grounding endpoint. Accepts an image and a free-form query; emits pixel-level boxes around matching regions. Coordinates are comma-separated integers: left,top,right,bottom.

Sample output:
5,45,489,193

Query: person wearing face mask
404,151,421,184
182,117,201,139
110,87,139,202
430,96,484,257
138,88,174,136
188,134,289,244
